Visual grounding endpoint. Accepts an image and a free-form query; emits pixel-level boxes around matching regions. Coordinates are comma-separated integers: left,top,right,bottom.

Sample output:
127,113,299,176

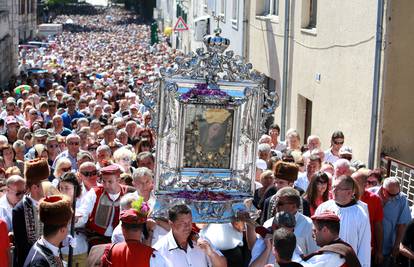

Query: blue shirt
61,110,85,129
372,187,412,255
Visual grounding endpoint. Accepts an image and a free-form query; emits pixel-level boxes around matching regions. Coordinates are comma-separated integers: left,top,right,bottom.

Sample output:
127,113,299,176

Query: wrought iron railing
381,155,414,206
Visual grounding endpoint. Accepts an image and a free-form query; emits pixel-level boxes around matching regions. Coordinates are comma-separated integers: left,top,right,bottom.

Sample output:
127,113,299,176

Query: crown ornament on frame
160,13,264,86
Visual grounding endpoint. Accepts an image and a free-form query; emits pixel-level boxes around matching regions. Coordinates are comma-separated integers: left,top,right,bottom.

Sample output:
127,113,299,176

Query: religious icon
183,106,233,169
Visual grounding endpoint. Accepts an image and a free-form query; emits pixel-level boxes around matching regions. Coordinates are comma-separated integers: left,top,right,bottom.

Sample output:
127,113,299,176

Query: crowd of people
0,6,413,267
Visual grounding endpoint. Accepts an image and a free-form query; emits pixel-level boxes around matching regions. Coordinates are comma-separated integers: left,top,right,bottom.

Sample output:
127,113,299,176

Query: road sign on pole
174,16,189,31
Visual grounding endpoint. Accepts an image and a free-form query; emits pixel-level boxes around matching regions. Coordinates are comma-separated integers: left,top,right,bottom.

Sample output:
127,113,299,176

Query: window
31,0,35,13
219,0,225,19
303,0,317,29
265,0,279,16
231,0,238,22
19,0,25,15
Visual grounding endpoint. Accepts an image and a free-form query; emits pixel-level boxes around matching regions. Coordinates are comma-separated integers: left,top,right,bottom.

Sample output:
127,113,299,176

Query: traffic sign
174,16,189,31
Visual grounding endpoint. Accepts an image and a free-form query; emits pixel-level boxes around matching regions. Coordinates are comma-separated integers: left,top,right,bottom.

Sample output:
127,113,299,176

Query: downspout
368,0,385,168
241,0,250,60
280,0,290,140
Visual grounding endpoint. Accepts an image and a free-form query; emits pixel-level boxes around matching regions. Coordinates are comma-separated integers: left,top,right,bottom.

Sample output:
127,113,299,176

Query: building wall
248,0,379,164
380,0,414,165
0,0,18,88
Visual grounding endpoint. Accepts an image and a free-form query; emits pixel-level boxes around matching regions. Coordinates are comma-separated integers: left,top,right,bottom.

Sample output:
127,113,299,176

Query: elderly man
52,115,72,136
153,204,227,267
132,167,155,208
0,175,25,231
315,175,371,267
370,177,411,264
333,159,351,179
302,135,321,162
53,133,81,170
77,165,128,245
301,211,361,267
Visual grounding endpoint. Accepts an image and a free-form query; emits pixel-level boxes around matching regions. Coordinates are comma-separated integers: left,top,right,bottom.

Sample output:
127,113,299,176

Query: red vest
86,185,127,236
102,240,155,267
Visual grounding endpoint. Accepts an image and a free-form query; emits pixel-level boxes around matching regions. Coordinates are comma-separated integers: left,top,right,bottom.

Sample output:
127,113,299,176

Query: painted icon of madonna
183,105,234,169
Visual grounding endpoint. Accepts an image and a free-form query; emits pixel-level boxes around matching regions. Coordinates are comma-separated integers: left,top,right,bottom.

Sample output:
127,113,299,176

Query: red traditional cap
311,211,340,222
120,208,147,225
100,164,121,175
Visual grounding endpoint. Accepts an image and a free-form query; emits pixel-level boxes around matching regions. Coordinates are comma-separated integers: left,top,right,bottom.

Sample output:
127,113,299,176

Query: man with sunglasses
52,133,81,170
0,175,25,231
315,175,371,267
370,177,411,265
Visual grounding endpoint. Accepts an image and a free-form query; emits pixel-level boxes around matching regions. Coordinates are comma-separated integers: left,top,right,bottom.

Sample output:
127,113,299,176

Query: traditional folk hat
24,158,50,186
274,161,299,182
39,195,73,226
121,197,150,225
100,164,121,175
311,211,340,222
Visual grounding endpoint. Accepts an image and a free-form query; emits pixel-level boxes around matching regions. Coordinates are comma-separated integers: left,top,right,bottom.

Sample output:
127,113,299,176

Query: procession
0,3,414,267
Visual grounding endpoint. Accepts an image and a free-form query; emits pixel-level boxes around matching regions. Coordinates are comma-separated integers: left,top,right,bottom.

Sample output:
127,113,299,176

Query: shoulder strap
101,243,117,267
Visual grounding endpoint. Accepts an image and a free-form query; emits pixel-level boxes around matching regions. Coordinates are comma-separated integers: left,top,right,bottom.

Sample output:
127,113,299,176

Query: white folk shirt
264,212,318,255
0,194,14,231
200,223,243,251
77,188,121,236
315,200,371,267
300,251,345,267
153,230,215,267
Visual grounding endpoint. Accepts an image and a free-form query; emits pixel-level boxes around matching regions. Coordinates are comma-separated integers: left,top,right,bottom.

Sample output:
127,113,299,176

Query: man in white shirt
153,204,227,267
315,175,371,267
0,175,25,231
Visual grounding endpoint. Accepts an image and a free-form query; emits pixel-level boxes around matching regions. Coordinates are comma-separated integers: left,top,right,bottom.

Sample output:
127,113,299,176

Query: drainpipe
280,0,290,141
368,0,385,168
241,0,250,61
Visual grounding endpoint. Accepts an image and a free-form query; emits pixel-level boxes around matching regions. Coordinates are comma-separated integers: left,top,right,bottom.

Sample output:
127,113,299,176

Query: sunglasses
334,140,344,145
366,180,378,186
81,170,98,177
68,142,80,146
61,167,72,172
48,144,59,148
88,146,98,151
384,188,400,198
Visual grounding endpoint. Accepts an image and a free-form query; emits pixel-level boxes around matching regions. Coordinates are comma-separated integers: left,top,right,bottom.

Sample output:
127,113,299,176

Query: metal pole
68,185,77,267
368,0,385,168
280,0,290,141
